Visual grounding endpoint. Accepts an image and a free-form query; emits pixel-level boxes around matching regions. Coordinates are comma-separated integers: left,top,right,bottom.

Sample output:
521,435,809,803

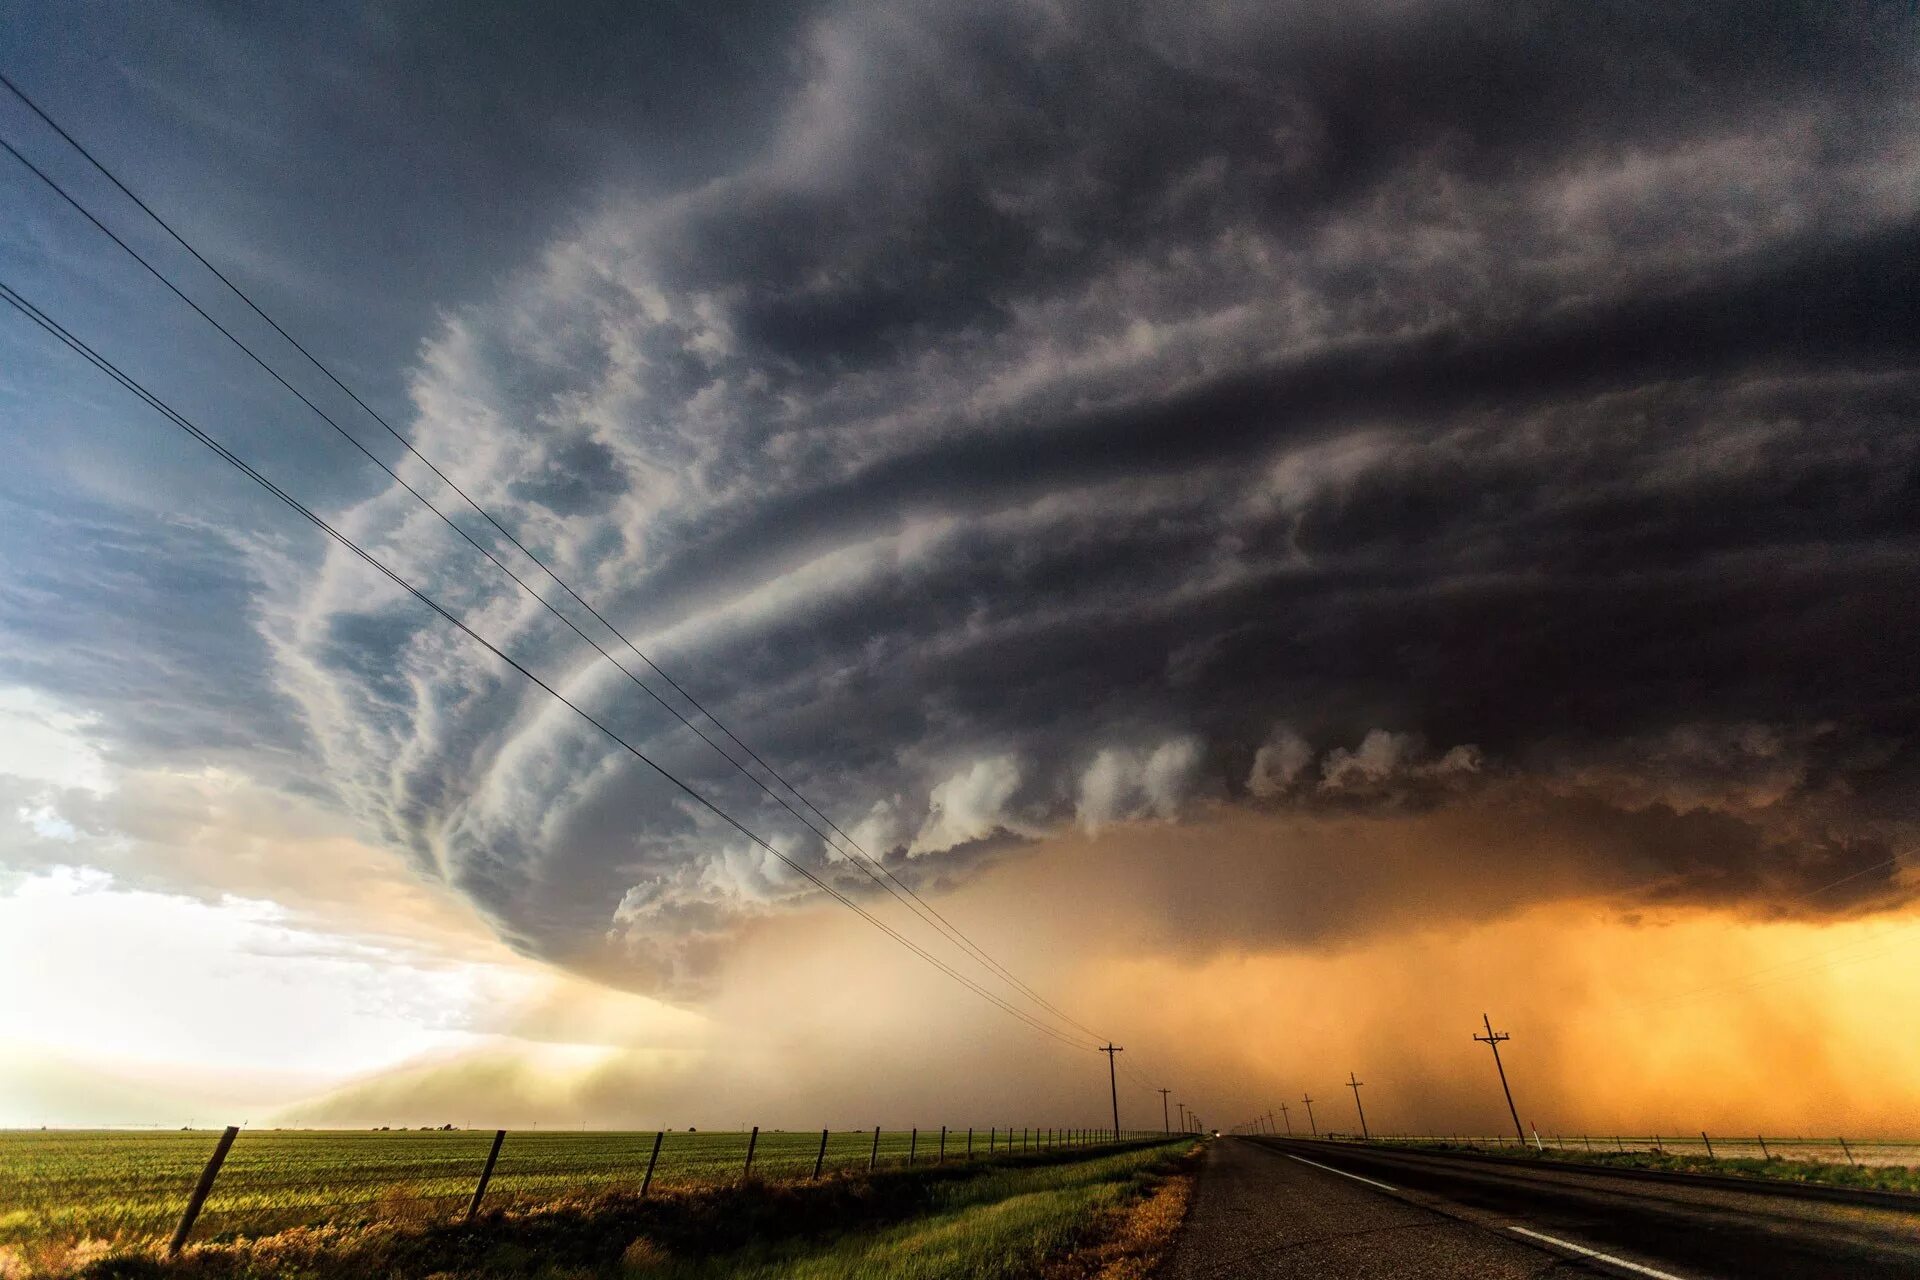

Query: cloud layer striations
267,1,1920,994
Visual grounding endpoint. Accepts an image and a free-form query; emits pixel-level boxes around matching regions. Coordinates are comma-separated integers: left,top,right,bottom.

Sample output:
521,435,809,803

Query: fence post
464,1129,507,1223
1758,1135,1771,1161
939,1125,947,1164
1023,1126,1029,1152
743,1126,759,1179
1700,1131,1714,1160
990,1126,996,1155
167,1125,238,1254
1583,1135,1592,1152
967,1127,974,1160
1840,1136,1856,1166
869,1125,881,1171
642,1130,664,1195
908,1127,917,1166
813,1128,830,1179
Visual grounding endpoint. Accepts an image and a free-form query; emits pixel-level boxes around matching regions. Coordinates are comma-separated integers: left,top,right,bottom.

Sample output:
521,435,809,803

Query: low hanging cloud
25,0,1901,997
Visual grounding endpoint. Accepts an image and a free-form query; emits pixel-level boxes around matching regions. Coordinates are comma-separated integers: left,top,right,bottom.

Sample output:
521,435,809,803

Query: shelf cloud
7,0,1916,1006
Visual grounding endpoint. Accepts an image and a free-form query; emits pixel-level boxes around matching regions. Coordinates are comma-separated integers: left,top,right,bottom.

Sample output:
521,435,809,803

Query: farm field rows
0,1126,1141,1250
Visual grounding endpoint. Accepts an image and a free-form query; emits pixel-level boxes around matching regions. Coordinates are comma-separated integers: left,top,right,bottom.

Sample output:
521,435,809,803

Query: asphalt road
1160,1137,1920,1278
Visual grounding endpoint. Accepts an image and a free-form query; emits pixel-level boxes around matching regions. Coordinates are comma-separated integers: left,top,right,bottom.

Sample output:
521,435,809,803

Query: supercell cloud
11,2,1919,998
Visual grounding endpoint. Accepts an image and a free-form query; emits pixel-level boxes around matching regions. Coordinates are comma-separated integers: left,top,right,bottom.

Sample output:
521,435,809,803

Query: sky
1,1,1918,1136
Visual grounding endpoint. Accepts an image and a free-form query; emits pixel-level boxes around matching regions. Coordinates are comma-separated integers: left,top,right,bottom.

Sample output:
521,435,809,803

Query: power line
0,276,1102,1055
0,71,1113,1049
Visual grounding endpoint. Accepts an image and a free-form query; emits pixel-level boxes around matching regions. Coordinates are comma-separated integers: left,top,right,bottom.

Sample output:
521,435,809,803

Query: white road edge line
1281,1152,1397,1192
1508,1225,1688,1279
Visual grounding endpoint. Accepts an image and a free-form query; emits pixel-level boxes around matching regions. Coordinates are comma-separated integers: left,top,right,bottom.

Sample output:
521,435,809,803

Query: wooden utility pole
1302,1094,1317,1137
1100,1044,1124,1136
1474,1013,1526,1145
1279,1101,1292,1135
1347,1073,1370,1141
1176,1102,1187,1132
1158,1087,1172,1134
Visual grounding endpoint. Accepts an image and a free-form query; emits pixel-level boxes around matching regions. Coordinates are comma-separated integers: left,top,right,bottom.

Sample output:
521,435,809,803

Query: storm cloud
11,1,1919,996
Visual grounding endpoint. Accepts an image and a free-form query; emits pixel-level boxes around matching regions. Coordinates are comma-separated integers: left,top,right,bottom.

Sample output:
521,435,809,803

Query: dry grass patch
1041,1145,1199,1280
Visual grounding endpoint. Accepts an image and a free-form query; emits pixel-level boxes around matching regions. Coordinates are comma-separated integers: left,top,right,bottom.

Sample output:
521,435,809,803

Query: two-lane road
1161,1137,1920,1278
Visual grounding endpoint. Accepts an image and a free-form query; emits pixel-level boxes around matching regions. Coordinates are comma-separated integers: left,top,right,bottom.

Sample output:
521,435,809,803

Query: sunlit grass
9,1137,1195,1279
0,1127,1091,1250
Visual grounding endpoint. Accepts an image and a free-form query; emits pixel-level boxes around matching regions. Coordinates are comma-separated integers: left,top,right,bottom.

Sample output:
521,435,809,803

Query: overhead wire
0,71,1118,1051
0,276,1100,1055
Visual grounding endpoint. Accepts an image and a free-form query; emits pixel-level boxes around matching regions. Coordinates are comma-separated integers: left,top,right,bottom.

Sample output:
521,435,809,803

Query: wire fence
0,1125,1174,1252
1308,1132,1920,1167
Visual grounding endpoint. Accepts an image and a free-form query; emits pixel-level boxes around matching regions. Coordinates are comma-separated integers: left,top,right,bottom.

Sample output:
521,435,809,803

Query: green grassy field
1362,1138,1920,1194
39,1138,1197,1279
0,1127,1142,1252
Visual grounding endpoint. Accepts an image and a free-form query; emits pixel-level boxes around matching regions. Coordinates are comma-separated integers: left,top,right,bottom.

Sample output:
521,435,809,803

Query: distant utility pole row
1236,1014,1525,1143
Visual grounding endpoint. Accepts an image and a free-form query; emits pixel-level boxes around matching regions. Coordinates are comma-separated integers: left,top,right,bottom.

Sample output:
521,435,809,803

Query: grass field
9,1136,1196,1279
0,1126,1145,1254
1357,1137,1920,1194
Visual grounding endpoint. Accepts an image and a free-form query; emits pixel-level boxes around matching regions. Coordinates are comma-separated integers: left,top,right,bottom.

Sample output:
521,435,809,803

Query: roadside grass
22,1139,1194,1280
638,1142,1197,1279
1378,1140,1920,1195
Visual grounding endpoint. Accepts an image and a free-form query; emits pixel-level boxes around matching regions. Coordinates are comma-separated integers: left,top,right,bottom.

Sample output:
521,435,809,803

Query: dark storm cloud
7,1,1917,990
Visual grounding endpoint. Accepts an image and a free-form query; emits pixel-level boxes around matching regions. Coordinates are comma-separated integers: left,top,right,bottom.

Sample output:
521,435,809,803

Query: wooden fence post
464,1129,506,1223
1758,1135,1771,1161
908,1127,917,1166
1840,1136,1857,1166
989,1126,996,1155
167,1125,238,1255
743,1126,759,1179
967,1127,974,1160
938,1125,947,1164
813,1128,830,1179
1701,1131,1715,1159
869,1125,881,1171
641,1130,664,1196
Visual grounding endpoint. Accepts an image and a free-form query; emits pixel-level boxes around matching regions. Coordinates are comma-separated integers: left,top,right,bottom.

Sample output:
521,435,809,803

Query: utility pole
1157,1088,1172,1134
1100,1045,1123,1136
1473,1013,1526,1145
1279,1102,1292,1136
1347,1072,1370,1141
1177,1102,1186,1133
1302,1094,1317,1137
